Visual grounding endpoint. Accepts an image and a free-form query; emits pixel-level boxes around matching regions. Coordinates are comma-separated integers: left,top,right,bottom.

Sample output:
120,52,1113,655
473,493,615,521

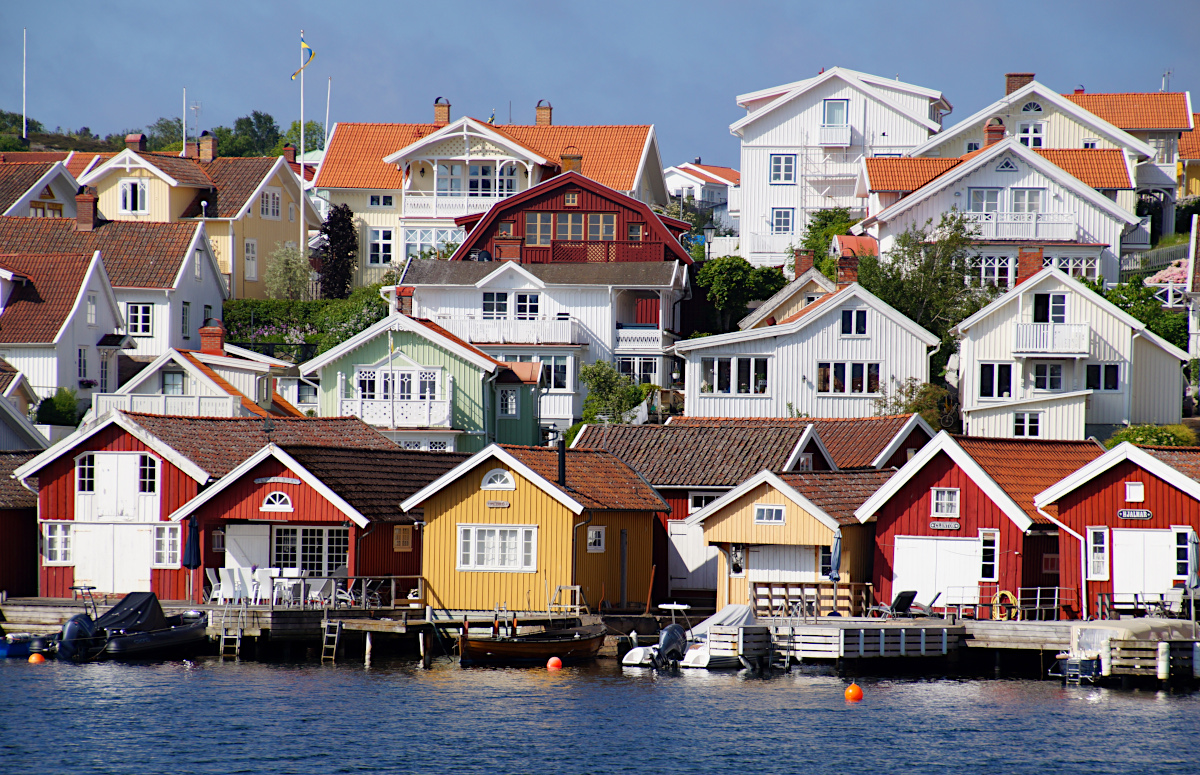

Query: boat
459,623,607,666
1,633,53,659
55,591,208,663
623,604,753,670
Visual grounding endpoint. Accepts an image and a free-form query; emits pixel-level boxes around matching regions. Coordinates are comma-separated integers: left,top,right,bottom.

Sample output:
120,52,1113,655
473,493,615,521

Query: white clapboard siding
1131,335,1183,425
964,393,1088,440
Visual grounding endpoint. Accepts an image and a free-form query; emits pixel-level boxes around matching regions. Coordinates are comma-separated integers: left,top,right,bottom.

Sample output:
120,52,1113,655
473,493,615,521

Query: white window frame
87,294,97,326
794,453,814,472
261,491,294,512
965,140,981,153
816,361,882,395
840,308,867,337
1083,138,1099,150
76,453,94,493
754,504,786,525
498,387,520,419
138,454,158,494
151,524,181,569
127,303,152,336
43,522,73,565
688,491,722,514
481,468,516,491
1086,363,1121,392
968,188,1000,213
1086,527,1109,581
586,525,606,554
931,488,959,518
244,239,258,281
515,292,539,320
77,347,87,379
368,194,394,208
194,249,203,281
770,208,794,234
1124,481,1145,503
1012,188,1043,214
968,254,1015,288
181,301,191,339
212,528,225,553
162,371,184,395
1020,101,1043,114
270,526,349,577
1046,255,1098,280
1033,363,1064,392
482,291,509,320
822,98,849,127
456,524,538,572
1174,528,1193,579
1013,412,1041,437
118,178,148,214
1017,122,1045,148
978,362,1014,399
616,356,659,387
769,154,796,184
368,228,394,265
980,529,999,582
100,355,109,393
259,187,282,219
700,356,770,396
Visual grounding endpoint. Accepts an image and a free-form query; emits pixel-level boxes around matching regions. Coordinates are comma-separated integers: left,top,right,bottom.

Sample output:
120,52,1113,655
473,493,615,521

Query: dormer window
563,192,579,207
259,188,281,219
1016,123,1043,148
119,179,148,214
1021,101,1043,113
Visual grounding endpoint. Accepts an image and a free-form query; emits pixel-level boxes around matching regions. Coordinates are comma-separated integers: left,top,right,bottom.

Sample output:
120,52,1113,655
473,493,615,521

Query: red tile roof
1180,116,1200,160
178,156,278,218
0,357,21,395
1033,149,1132,189
0,162,57,213
833,235,878,257
1062,92,1193,131
500,444,668,512
690,164,740,186
954,436,1105,524
316,122,653,192
1138,445,1200,481
0,216,198,289
134,152,216,188
864,157,960,191
0,252,93,343
66,153,117,179
777,470,895,525
0,152,71,164
0,450,38,508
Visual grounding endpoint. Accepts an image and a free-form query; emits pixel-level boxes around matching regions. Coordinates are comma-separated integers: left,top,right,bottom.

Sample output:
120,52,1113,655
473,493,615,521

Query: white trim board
300,312,500,376
1033,442,1200,508
400,443,584,515
682,469,842,534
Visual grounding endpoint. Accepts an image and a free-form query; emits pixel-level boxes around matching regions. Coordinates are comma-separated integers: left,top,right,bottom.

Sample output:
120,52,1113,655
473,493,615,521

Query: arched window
261,491,293,512
481,468,515,491
1021,101,1043,113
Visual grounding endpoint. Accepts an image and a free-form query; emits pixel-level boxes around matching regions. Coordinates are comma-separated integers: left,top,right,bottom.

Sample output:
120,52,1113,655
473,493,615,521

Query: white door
225,524,271,569
1112,529,1177,596
747,545,817,583
667,521,718,592
892,536,982,606
95,456,121,517
73,523,115,593
113,524,153,592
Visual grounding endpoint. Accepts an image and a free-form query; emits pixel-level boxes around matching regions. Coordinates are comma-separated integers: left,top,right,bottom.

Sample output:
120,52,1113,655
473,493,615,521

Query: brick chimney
125,133,147,152
535,100,553,126
198,319,226,354
794,248,814,275
199,131,217,163
182,141,200,158
75,186,99,232
434,97,451,126
281,143,296,164
560,146,583,175
1005,72,1035,95
1015,246,1044,285
984,119,1006,147
837,254,859,284
1074,87,1085,95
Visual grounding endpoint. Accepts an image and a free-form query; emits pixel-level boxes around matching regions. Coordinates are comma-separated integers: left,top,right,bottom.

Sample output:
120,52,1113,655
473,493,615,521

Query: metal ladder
321,620,342,662
218,597,246,659
770,626,794,671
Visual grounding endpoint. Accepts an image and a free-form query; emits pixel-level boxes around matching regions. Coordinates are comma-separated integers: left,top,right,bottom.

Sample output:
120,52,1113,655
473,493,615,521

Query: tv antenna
1162,69,1173,92
189,101,203,141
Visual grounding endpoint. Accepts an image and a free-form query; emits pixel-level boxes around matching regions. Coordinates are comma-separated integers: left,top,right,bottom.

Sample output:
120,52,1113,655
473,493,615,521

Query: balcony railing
433,315,584,345
521,240,665,263
339,397,452,428
819,124,852,146
401,193,514,218
746,232,796,255
963,211,1077,241
93,393,243,418
615,326,674,351
1013,322,1090,355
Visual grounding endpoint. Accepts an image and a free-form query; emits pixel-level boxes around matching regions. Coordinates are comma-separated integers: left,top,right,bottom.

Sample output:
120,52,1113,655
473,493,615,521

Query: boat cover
1071,619,1198,658
93,592,168,633
688,604,756,641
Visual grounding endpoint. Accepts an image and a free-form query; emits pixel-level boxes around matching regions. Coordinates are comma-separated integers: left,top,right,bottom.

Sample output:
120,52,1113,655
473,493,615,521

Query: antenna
190,101,203,142
1162,69,1173,92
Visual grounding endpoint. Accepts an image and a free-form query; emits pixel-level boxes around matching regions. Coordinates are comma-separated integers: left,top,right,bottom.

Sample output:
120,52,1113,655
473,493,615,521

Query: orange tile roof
66,153,117,179
316,122,653,192
0,162,58,213
411,317,503,367
864,157,960,191
777,287,842,324
500,444,668,512
954,436,1105,524
1062,92,1193,131
1180,116,1200,159
1034,149,1132,188
177,352,300,418
834,235,878,257
0,152,71,164
691,164,740,186
0,252,92,343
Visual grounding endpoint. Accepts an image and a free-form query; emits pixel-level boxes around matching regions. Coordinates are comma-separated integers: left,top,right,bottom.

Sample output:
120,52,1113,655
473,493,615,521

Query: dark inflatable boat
56,592,208,663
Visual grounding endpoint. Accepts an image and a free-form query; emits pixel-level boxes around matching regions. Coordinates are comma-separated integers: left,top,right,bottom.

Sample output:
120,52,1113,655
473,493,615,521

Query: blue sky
4,0,1198,168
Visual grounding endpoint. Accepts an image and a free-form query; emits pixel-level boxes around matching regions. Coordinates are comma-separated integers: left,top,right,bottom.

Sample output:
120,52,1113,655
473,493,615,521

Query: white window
969,254,1014,288
298,382,318,404
119,179,148,214
1175,529,1192,578
816,362,881,395
369,228,394,265
152,525,181,568
369,194,394,207
1147,132,1178,165
1014,412,1041,437
482,292,508,320
499,388,519,418
429,440,448,451
468,163,494,197
44,522,72,564
100,355,109,392
978,363,1013,399
481,468,515,490
823,99,849,126
261,491,294,512
769,154,795,183
457,524,538,572
965,140,981,153
688,492,721,514
1012,189,1043,213
587,526,606,553
162,371,184,395
980,530,999,582
259,188,281,219
1086,527,1109,581
932,488,959,517
77,347,87,379
542,355,570,390
1083,138,1099,149
181,301,191,339
515,292,539,320
138,454,157,494
616,356,659,387
271,526,349,577
794,453,814,472
437,163,464,195
404,227,464,258
700,356,769,395
1034,363,1063,391
87,294,97,326
754,504,785,525
289,202,296,222
1033,293,1067,324
1086,364,1120,392
244,239,258,281
840,309,867,336
1124,481,1145,503
194,249,203,281
819,545,832,577
1017,122,1044,148
1020,101,1043,114
995,158,1019,172
968,188,1000,213
127,303,152,335
76,454,94,492
498,164,518,195
1044,255,1098,280
771,208,794,234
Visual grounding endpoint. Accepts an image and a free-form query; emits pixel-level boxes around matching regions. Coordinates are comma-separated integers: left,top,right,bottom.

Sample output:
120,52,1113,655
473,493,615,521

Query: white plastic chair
307,576,332,606
217,568,239,604
255,568,273,605
205,568,221,603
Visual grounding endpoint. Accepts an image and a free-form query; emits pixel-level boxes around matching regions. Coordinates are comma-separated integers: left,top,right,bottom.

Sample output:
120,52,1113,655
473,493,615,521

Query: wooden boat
459,624,607,666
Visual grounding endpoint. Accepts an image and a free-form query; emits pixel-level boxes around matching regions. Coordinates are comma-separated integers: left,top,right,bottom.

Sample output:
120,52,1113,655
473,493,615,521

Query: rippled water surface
2,657,1199,774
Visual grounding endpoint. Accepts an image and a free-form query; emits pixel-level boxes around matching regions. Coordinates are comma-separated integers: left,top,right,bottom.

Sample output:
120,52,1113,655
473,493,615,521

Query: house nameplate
929,520,960,530
1118,509,1152,520
487,500,510,508
255,477,302,485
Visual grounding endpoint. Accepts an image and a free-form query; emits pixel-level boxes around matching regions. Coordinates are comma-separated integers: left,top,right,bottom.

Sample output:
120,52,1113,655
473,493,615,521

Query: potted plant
78,378,98,389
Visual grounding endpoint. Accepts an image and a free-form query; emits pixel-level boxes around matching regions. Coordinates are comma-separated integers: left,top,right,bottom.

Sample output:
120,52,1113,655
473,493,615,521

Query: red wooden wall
801,438,833,470
0,507,37,597
879,425,934,470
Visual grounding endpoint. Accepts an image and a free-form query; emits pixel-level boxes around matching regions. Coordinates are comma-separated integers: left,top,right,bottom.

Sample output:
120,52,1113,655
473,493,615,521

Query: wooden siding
356,521,423,578
703,482,839,547
97,168,171,222
920,104,1127,159
233,168,308,300
714,544,747,609
1131,335,1183,424
965,393,1088,441
0,507,37,596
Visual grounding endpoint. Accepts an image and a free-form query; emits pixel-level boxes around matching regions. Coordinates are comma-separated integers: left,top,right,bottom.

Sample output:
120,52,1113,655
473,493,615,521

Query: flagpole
299,29,306,272
22,28,27,140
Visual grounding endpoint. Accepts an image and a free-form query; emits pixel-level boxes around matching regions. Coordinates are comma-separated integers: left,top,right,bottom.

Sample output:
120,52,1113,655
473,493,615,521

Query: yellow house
401,443,669,613
77,133,320,299
685,469,892,614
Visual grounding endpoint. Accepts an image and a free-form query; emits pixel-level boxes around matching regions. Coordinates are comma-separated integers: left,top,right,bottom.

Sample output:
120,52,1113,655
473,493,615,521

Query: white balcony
1013,323,1090,356
433,315,584,345
402,193,513,218
93,393,243,418
963,212,1077,241
746,232,796,255
339,397,452,428
819,124,852,146
615,326,675,352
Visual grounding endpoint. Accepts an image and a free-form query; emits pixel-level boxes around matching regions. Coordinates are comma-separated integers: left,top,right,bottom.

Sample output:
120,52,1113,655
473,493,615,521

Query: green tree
317,203,358,299
578,361,643,423
856,210,993,378
264,242,313,300
696,256,788,332
35,388,79,426
145,116,184,151
0,108,44,134
272,120,326,156
211,125,255,157
233,111,281,156
1105,423,1196,448
873,377,956,430
0,136,26,152
791,208,856,278
1078,276,1188,351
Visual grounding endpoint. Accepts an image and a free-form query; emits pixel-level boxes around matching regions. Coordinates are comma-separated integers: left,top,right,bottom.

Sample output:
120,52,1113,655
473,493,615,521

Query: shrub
222,282,390,356
1104,424,1197,449
36,387,79,426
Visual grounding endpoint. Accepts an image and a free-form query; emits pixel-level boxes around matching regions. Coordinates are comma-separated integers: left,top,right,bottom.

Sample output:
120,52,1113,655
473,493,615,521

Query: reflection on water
1,657,1198,774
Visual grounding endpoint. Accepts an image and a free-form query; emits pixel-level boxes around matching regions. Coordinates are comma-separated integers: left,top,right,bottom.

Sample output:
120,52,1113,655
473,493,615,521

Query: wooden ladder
321,620,342,662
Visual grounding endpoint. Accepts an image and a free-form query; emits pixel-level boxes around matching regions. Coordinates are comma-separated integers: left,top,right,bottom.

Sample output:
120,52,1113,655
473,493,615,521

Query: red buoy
844,683,863,702
547,656,563,670
28,653,45,664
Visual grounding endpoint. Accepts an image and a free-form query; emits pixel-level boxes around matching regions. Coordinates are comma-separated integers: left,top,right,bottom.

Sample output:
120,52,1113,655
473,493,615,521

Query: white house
663,160,740,231
0,161,81,218
674,263,939,419
954,266,1188,441
727,67,951,267
738,265,836,330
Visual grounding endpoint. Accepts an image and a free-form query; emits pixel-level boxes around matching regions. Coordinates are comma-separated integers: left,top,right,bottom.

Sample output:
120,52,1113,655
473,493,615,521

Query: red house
0,451,40,598
448,170,693,264
1034,443,1200,619
854,432,1104,618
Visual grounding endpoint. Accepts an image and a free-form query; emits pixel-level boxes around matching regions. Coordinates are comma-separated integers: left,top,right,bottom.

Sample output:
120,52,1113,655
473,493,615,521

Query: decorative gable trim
78,149,180,187
473,261,546,289
300,312,500,376
382,118,550,166
683,469,842,533
995,157,1019,172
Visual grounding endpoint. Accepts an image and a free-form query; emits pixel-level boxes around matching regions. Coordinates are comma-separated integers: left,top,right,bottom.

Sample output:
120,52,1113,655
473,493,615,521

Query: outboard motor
652,624,688,668
56,613,98,663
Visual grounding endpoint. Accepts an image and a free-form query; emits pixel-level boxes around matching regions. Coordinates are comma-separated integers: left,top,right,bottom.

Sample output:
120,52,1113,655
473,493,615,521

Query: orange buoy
28,653,45,664
547,656,563,670
844,683,863,702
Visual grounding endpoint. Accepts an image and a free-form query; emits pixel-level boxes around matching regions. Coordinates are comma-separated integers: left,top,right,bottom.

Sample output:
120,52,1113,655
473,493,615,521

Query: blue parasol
1187,532,1199,638
182,516,202,603
828,529,842,616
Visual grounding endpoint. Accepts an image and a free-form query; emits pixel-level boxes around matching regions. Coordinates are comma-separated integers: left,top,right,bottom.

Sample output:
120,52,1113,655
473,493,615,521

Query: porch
92,393,243,418
433,315,585,345
1012,322,1091,356
522,240,668,263
963,211,1077,240
402,192,514,219
750,580,875,618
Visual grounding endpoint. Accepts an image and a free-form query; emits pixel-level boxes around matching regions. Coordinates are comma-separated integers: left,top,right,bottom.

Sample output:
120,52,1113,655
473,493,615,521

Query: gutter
1037,505,1088,620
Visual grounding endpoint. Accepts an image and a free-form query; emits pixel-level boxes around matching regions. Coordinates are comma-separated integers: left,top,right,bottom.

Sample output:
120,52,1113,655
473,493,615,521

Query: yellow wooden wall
703,482,838,547
96,169,172,222
234,168,310,300
573,511,655,610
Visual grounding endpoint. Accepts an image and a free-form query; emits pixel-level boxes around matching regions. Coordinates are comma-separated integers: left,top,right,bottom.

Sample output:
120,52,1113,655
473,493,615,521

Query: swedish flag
291,33,315,80
488,109,496,125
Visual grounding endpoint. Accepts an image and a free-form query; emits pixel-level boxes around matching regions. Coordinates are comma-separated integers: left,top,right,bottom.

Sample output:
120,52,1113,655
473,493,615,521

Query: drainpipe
1038,505,1087,620
354,521,376,576
486,369,499,443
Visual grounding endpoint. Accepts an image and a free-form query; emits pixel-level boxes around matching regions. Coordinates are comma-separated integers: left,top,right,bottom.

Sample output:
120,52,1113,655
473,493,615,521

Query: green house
299,313,543,452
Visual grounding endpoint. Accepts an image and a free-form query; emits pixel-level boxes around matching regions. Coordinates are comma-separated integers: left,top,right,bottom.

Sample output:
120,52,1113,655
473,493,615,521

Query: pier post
1156,642,1170,681
994,650,1002,678
365,631,373,667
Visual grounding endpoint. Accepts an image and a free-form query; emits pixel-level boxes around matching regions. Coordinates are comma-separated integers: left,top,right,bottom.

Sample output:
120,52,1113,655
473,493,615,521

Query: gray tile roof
401,259,680,287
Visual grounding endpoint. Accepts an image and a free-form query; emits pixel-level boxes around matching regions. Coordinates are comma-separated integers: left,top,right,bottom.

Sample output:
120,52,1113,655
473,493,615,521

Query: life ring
991,590,1018,620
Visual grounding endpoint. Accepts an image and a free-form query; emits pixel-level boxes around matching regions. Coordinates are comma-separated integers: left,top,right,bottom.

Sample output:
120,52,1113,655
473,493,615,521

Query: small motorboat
459,623,606,666
55,591,208,663
622,623,689,669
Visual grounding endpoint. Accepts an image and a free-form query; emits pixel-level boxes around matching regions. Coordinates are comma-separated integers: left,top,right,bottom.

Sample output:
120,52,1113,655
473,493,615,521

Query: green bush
36,388,79,426
222,283,389,356
1104,424,1197,449
564,421,586,447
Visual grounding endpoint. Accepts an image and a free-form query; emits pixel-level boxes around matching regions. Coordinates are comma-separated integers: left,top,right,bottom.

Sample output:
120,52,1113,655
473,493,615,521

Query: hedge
1104,423,1197,449
222,283,389,356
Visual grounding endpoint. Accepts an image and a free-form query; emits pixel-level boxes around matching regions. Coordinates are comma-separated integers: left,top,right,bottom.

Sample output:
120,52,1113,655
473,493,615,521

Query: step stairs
321,620,342,662
770,626,794,670
217,598,246,659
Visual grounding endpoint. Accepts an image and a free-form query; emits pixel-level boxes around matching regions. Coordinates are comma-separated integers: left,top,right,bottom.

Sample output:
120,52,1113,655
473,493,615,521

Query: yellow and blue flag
291,33,314,80
487,109,496,125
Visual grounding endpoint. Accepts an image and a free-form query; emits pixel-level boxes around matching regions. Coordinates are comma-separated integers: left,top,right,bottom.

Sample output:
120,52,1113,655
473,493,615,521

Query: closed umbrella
1187,532,1199,639
828,529,842,616
182,516,202,603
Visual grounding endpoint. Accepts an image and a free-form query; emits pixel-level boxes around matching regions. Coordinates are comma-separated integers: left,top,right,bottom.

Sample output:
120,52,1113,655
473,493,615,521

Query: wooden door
667,521,717,592
73,523,115,593
113,524,152,592
1112,529,1176,596
225,524,271,569
892,536,981,606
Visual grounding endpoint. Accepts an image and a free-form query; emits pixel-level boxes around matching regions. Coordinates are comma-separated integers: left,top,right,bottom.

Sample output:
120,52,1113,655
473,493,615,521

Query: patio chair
867,590,918,619
307,577,333,606
254,568,273,605
910,592,943,618
204,568,221,603
217,568,240,604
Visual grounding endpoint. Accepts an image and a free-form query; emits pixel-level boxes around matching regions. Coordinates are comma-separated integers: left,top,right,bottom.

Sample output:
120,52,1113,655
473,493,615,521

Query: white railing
1013,322,1090,354
615,327,670,351
93,393,243,418
709,236,741,258
339,397,452,428
433,315,583,345
746,232,796,255
402,193,513,218
1147,282,1189,309
819,124,852,146
727,187,741,216
963,212,1076,241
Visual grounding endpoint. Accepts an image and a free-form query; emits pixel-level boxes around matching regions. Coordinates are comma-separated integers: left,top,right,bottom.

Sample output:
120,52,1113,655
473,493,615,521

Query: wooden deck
961,619,1073,652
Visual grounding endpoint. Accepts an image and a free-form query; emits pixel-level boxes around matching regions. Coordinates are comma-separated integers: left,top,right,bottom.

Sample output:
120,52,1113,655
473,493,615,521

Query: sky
4,0,1199,169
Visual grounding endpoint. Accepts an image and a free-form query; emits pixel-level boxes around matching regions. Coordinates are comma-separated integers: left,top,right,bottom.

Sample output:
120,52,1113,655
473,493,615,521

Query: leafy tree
145,116,184,151
578,361,644,423
1078,276,1188,351
272,120,326,156
0,108,44,134
0,135,26,152
264,242,313,300
795,207,855,265
316,203,358,299
36,388,79,426
856,210,994,378
211,125,255,157
695,256,788,332
233,111,281,156
873,377,956,430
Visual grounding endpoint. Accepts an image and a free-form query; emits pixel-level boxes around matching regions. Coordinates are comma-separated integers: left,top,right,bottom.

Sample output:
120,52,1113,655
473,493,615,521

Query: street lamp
703,220,716,261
